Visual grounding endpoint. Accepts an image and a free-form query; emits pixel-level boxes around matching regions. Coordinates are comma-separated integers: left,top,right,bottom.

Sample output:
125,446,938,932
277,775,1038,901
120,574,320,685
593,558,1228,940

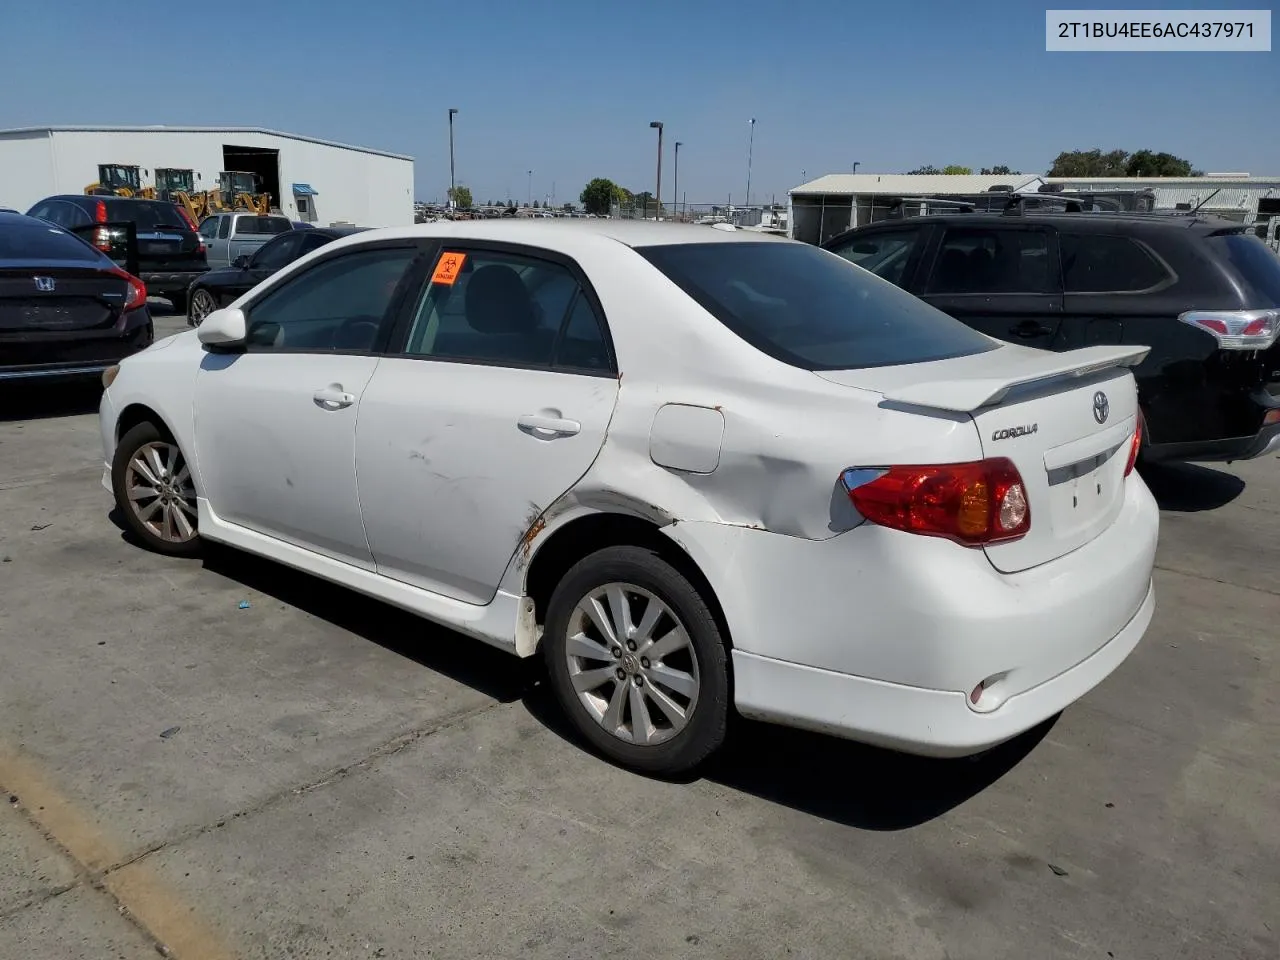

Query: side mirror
232,254,251,269
197,307,247,348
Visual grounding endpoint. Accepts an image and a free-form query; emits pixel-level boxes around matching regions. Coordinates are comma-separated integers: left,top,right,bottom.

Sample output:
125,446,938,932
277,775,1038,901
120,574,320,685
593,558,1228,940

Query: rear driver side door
354,242,620,604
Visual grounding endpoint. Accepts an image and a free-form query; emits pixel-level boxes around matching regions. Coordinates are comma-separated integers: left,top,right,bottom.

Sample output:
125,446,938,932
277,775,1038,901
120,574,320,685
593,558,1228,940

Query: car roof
347,218,793,250
48,194,172,205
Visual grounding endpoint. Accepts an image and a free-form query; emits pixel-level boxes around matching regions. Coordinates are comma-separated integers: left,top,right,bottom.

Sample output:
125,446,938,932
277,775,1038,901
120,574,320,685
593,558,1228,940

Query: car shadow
197,542,532,705
107,519,1056,828
519,678,1056,830
0,381,103,422
1139,460,1245,512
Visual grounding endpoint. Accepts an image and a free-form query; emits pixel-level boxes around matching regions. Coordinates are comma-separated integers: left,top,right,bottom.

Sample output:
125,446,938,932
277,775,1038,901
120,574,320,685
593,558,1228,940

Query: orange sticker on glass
432,251,466,285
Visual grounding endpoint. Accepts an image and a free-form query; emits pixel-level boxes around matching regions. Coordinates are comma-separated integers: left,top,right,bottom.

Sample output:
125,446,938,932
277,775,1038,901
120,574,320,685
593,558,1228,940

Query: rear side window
1208,233,1280,306
1060,233,1171,293
826,229,922,287
637,242,995,371
927,227,1054,295
0,222,105,261
102,199,188,231
235,217,291,236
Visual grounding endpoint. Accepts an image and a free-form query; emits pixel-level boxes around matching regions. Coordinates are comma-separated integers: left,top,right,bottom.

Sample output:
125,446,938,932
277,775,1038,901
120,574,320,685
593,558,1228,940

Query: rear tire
111,422,201,557
542,545,729,776
187,288,217,326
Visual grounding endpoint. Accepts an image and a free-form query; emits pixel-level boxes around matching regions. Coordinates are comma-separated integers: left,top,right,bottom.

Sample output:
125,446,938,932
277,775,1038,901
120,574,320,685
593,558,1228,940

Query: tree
907,165,942,175
580,178,623,215
532,199,540,208
447,185,473,209
633,191,663,216
1047,149,1130,177
980,165,1019,175
942,165,973,175
1124,150,1194,177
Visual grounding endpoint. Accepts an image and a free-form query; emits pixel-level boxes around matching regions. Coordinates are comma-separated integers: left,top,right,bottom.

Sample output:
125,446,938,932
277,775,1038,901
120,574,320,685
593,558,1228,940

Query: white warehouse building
0,125,414,227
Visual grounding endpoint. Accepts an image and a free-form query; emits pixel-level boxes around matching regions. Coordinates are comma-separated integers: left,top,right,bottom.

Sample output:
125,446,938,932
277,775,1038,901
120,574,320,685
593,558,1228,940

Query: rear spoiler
880,345,1151,413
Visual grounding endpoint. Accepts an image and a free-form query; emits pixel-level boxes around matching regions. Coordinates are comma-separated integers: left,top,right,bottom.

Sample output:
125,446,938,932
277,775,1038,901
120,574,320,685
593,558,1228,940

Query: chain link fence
609,201,788,230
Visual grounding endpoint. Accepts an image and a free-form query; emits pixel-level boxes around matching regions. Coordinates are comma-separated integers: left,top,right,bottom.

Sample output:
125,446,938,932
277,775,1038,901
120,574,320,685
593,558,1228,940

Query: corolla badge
991,424,1038,441
1093,390,1110,425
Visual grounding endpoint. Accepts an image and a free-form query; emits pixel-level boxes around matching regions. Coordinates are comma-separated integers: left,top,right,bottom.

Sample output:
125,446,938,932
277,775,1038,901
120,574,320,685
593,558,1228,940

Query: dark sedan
187,225,366,325
0,212,153,383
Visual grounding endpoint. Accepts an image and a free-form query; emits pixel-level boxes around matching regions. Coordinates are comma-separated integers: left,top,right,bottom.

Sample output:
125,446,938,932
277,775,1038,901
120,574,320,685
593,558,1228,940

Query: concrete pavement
0,318,1276,958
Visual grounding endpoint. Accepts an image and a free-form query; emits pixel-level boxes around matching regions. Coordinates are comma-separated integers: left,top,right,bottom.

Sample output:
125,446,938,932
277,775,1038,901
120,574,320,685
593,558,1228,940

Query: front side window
250,232,303,272
403,249,611,372
1060,233,1171,293
637,242,995,371
198,218,219,239
826,229,921,287
244,247,417,353
216,217,231,239
927,227,1055,295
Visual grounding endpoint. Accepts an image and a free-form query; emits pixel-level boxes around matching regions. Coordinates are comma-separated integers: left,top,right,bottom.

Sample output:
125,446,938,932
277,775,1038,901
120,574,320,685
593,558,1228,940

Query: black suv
823,211,1280,463
25,196,209,314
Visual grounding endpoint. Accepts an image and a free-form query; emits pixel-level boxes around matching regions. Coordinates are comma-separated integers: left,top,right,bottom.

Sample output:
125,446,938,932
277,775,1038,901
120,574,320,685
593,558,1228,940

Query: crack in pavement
0,697,506,958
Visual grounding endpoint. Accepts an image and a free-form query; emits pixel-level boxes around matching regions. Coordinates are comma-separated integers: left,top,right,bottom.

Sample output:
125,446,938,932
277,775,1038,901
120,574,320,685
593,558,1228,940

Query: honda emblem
34,276,56,293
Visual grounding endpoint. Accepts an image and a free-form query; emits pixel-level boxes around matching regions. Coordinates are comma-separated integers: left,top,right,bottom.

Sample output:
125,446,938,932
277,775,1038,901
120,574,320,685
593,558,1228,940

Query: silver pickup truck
197,213,294,270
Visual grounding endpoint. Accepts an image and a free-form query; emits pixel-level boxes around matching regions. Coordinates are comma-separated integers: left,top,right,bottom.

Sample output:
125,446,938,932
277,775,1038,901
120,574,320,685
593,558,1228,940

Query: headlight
101,365,120,389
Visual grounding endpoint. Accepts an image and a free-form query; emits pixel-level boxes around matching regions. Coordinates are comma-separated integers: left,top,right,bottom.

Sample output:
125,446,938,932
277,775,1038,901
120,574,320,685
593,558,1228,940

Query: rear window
102,199,190,231
1060,233,1172,293
235,217,291,237
1209,233,1280,306
637,242,996,371
0,222,104,262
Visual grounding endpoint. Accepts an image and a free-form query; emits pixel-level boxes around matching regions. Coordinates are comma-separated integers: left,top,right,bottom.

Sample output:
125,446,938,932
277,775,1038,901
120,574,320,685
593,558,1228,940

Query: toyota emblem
1092,391,1110,425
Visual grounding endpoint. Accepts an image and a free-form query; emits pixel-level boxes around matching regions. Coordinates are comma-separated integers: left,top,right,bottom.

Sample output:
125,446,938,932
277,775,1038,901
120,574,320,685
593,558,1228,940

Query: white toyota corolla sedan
98,220,1158,774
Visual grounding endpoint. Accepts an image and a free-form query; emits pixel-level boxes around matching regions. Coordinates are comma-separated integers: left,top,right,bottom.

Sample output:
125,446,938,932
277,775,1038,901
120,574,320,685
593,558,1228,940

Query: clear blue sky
1,0,1275,205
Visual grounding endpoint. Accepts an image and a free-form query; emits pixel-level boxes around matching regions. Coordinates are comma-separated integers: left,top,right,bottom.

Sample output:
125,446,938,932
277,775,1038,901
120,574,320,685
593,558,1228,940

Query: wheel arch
522,511,734,657
115,402,178,446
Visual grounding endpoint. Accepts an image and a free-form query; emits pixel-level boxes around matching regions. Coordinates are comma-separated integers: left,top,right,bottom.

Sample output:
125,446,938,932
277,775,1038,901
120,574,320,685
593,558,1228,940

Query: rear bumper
140,271,205,293
732,580,1154,757
665,474,1159,756
1145,421,1280,463
0,316,153,382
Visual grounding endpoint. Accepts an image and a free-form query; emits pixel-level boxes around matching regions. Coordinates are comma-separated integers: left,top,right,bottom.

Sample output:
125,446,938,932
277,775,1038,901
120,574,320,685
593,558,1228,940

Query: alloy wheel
564,582,701,746
189,290,217,326
124,441,198,543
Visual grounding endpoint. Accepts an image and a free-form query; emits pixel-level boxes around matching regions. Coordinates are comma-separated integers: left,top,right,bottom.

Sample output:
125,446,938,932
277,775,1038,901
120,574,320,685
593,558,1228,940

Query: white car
98,220,1158,774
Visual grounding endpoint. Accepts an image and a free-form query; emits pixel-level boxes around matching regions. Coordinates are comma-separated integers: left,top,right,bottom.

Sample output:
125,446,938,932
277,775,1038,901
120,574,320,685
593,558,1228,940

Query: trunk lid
816,343,1147,573
0,267,127,332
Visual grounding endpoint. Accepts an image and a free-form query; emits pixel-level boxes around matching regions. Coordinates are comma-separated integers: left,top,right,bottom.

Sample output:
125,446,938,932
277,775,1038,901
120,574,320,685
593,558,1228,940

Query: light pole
852,160,860,173
745,118,756,208
673,141,682,220
649,121,663,220
447,108,458,208
527,170,532,207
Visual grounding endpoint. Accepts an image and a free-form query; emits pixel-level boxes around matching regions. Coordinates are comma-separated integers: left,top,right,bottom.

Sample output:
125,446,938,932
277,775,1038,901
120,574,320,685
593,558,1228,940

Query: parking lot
1,310,1277,960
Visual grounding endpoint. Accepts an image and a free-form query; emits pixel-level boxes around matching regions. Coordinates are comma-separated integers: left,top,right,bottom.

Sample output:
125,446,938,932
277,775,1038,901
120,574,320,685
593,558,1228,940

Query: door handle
313,384,355,410
1011,320,1053,338
517,413,581,438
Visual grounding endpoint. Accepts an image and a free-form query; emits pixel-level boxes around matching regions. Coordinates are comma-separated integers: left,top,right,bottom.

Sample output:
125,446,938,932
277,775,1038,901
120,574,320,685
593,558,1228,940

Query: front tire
111,422,201,557
542,546,729,775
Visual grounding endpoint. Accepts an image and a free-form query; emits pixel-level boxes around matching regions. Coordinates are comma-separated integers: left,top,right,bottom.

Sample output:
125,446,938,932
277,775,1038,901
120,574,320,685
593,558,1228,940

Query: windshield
1210,233,1280,306
636,241,996,370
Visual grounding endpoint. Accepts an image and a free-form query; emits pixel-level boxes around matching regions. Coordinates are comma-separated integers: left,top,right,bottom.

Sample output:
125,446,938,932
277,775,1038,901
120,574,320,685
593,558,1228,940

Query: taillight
1124,418,1142,477
842,458,1030,546
108,267,147,311
175,204,198,232
92,198,111,252
1179,308,1280,350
